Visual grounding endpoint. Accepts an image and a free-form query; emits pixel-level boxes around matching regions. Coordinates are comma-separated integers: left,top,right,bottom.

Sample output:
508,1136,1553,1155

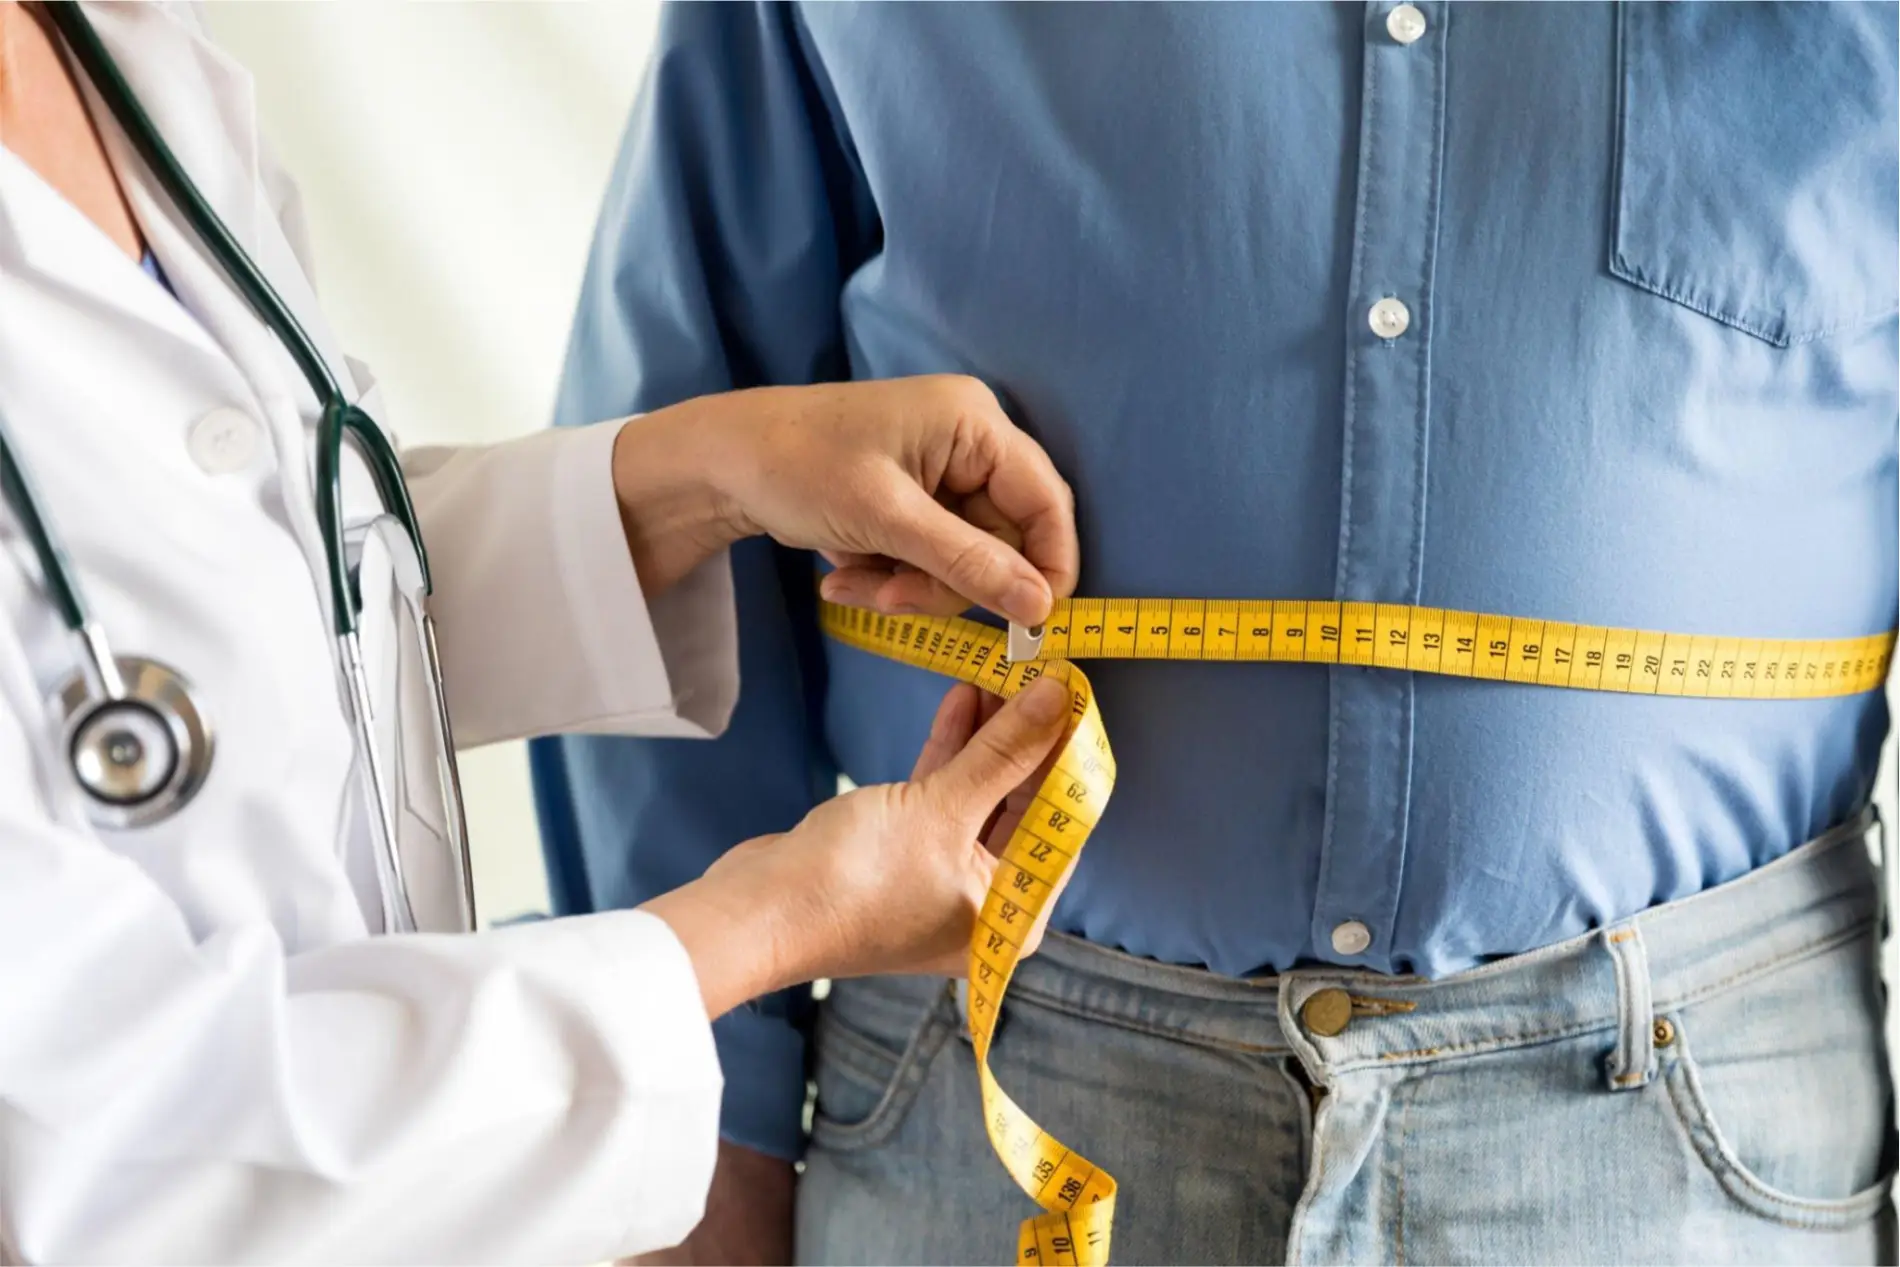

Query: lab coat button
188,408,260,475
1387,4,1428,45
1331,919,1374,956
1368,297,1411,340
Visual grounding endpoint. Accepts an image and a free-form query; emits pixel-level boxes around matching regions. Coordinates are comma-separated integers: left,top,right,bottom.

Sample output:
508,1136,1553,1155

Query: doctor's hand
611,375,1078,626
640,674,1071,1021
632,678,1068,1266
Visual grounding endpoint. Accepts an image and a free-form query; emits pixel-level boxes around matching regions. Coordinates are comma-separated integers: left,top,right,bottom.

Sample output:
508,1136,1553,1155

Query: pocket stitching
1607,253,1899,350
1655,917,1877,1016
809,986,955,1153
1659,1028,1895,1229
818,1010,917,1094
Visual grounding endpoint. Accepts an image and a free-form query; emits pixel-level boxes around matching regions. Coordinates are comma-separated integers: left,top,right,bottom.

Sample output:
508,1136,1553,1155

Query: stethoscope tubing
45,1,433,638
0,3,475,932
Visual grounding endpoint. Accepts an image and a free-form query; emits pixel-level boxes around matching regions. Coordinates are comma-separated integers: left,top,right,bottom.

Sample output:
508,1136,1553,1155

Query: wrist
609,401,756,599
640,855,814,1019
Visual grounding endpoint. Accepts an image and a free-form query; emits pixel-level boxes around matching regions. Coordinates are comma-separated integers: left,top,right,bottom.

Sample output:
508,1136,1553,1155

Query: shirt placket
1312,1,1447,970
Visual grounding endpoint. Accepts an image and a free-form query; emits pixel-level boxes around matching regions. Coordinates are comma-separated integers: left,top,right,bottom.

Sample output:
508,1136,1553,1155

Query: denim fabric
798,813,1896,1264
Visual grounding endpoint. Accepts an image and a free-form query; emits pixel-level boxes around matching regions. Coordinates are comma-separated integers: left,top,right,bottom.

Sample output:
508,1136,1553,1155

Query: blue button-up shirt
532,2,1898,1159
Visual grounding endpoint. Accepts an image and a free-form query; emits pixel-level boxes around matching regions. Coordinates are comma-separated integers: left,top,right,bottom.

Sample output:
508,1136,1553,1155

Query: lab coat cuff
551,418,740,738
485,909,725,1253
710,1004,813,1162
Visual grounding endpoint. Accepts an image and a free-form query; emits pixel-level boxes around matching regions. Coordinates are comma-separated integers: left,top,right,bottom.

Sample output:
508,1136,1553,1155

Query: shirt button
1387,4,1428,45
1367,297,1411,340
1301,987,1354,1038
187,408,260,475
1331,919,1374,956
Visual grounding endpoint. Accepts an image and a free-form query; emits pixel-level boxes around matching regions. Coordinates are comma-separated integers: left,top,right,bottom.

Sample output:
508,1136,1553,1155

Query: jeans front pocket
809,975,956,1151
1660,923,1897,1230
1611,2,1898,347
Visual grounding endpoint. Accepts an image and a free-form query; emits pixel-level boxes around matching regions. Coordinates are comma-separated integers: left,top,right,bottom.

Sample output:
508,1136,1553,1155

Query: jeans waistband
1004,807,1880,1071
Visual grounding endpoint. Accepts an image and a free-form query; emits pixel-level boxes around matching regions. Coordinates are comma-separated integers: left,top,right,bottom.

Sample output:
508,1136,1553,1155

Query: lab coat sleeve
400,420,740,748
0,676,723,1263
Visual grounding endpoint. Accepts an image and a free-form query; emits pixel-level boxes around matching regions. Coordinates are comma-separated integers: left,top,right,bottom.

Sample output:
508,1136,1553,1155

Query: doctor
0,2,1081,1262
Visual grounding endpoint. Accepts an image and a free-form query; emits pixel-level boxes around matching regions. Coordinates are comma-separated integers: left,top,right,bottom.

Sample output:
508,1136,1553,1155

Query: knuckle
847,454,896,496
945,536,1001,589
953,737,1011,791
934,373,997,411
976,727,1035,782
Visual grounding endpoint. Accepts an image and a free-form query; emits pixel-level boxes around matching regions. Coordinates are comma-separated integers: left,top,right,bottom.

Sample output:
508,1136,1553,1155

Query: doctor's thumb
879,479,1054,626
923,675,1071,817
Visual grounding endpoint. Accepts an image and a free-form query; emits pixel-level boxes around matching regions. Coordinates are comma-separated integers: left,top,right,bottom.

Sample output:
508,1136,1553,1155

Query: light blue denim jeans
797,811,1896,1264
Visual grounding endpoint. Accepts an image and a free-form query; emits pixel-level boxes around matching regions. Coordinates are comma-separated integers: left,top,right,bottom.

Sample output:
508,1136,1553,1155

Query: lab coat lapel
0,146,211,356
75,1,357,419
76,2,263,249
73,1,368,641
0,3,229,355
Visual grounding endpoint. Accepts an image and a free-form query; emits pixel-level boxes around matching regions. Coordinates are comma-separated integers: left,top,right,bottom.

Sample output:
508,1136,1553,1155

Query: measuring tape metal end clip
1008,620,1045,664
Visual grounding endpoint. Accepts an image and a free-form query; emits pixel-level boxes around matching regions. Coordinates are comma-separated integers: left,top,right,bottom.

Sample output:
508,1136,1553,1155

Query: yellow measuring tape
818,595,1894,1265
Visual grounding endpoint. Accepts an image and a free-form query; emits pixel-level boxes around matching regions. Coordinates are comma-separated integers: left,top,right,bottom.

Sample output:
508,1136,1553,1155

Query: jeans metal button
1301,987,1354,1038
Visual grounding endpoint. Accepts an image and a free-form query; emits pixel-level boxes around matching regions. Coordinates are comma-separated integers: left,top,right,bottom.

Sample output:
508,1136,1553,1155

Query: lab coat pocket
1610,2,1897,347
349,515,467,933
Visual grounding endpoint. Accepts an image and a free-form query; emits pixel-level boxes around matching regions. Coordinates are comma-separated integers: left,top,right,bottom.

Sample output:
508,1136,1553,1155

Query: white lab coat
0,3,743,1261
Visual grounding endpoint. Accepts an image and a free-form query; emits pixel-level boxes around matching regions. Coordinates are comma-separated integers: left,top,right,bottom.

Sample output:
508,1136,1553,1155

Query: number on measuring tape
818,589,1892,1266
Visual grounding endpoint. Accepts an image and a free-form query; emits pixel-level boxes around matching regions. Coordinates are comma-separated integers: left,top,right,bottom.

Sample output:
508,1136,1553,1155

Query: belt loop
1602,922,1656,1091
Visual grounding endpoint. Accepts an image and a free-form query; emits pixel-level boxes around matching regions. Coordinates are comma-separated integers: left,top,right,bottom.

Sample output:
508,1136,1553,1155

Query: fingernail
887,601,921,615
819,575,842,599
1019,676,1067,724
1003,575,1051,624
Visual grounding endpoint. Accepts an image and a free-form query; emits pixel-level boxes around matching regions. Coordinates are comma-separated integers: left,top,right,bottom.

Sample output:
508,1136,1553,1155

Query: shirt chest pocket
1610,2,1898,348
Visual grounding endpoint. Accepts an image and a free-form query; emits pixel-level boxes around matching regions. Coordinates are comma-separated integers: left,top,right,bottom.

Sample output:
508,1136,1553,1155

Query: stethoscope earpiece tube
47,1,434,633
44,1,344,406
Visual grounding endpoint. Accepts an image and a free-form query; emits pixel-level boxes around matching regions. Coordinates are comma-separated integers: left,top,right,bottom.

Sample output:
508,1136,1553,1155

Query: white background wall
205,4,1897,1002
207,1,665,923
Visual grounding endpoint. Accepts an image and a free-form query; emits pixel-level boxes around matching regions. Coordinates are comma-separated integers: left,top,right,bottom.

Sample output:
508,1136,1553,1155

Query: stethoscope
0,3,475,933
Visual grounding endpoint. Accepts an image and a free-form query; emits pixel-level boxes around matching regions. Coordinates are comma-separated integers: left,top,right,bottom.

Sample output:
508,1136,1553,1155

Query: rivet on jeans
1652,1016,1676,1049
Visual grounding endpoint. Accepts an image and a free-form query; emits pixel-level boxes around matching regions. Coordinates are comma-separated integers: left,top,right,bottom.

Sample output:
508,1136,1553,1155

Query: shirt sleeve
0,679,723,1263
530,0,878,1162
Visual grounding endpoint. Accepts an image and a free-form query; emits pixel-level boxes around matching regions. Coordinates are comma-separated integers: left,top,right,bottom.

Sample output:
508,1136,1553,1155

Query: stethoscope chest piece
57,655,212,829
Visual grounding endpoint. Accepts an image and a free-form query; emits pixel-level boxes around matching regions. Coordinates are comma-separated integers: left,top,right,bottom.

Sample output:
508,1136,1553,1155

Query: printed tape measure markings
820,594,1893,1266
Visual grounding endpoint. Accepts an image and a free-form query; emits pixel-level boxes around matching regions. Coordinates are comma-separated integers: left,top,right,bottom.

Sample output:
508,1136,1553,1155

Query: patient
539,5,1899,1262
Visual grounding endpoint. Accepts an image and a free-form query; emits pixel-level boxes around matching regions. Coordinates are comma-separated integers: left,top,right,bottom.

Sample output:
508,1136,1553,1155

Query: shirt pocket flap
1611,2,1898,348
